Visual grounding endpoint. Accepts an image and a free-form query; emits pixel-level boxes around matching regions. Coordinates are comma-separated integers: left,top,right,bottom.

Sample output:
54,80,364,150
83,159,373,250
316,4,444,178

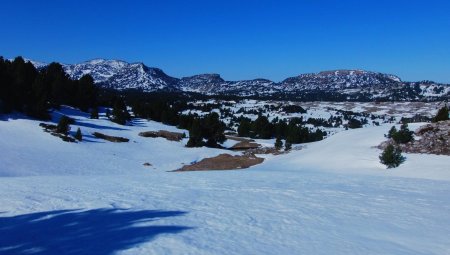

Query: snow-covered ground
1,107,450,255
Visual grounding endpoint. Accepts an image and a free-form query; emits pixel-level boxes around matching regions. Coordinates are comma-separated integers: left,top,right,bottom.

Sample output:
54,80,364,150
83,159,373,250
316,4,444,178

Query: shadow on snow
0,208,191,255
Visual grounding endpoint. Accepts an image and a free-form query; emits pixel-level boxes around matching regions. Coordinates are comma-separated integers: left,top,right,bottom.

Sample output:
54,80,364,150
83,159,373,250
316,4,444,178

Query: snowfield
1,107,450,255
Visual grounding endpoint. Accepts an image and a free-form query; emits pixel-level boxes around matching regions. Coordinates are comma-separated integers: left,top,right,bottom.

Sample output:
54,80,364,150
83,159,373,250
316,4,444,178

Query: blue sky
1,0,450,82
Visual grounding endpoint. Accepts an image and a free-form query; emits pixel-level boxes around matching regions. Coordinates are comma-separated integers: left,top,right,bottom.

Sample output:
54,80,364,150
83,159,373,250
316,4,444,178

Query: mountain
24,59,450,101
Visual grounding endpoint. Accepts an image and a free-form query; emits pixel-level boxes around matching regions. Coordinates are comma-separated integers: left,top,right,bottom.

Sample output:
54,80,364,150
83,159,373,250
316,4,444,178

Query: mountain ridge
23,58,450,101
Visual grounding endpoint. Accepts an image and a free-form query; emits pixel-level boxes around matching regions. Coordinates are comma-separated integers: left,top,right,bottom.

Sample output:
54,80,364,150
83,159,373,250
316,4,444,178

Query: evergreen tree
275,137,283,150
387,126,397,138
76,74,97,112
186,119,203,147
111,97,130,125
379,144,405,168
392,123,414,144
432,105,449,122
56,115,73,134
74,127,82,141
90,107,99,119
285,141,292,151
237,118,252,137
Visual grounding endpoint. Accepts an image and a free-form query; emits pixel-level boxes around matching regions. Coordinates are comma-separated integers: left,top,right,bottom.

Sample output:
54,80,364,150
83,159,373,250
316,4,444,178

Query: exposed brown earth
93,132,129,143
378,120,450,156
230,141,261,150
139,130,184,141
175,153,264,172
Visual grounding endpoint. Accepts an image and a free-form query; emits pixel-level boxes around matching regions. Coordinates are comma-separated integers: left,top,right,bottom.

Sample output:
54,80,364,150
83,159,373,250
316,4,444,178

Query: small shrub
275,137,283,150
379,144,405,168
56,115,73,134
432,105,449,122
391,123,414,144
74,128,82,141
285,141,292,151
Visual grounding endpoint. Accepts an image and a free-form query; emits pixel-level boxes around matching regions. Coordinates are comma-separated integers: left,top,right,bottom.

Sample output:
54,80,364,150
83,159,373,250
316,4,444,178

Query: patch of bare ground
378,120,450,156
139,130,184,141
175,154,264,172
93,132,129,143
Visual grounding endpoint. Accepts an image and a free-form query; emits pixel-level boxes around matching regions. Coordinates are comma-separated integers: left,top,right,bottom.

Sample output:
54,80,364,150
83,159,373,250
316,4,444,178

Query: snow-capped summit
24,58,450,101
63,59,128,83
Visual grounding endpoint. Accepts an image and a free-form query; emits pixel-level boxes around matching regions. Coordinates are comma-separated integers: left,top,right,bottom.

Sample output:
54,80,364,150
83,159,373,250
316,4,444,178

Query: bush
285,141,292,151
391,123,414,144
56,115,73,134
90,107,99,119
432,105,449,122
275,137,283,150
379,144,405,168
74,128,82,141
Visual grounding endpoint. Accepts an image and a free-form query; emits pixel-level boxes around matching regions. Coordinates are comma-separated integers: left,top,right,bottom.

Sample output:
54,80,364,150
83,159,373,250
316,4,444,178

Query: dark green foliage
186,119,203,147
432,105,449,122
275,137,283,150
387,126,397,138
110,97,130,125
0,56,98,119
237,118,252,137
253,115,273,139
282,105,306,114
285,141,292,151
56,115,73,134
90,107,99,119
186,113,226,148
379,144,405,168
391,124,414,144
74,127,82,141
347,118,363,129
236,115,325,144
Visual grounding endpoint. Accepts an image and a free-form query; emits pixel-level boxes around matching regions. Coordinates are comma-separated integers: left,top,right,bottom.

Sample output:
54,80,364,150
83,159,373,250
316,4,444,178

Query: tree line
237,115,326,144
0,56,97,119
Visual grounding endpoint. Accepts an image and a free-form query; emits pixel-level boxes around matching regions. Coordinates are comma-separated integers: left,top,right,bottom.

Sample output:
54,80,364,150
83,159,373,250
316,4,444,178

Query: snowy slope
1,108,450,254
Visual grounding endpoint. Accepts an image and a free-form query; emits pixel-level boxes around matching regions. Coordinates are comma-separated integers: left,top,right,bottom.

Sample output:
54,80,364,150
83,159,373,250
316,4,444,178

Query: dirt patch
139,130,184,141
175,153,264,172
93,132,129,143
230,141,261,150
225,135,256,142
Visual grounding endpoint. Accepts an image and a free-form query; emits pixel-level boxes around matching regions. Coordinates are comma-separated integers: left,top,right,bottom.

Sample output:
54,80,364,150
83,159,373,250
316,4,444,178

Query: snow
1,107,450,254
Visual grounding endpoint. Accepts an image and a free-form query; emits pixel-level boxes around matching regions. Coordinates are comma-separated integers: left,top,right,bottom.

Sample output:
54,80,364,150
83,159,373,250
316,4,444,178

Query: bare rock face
379,121,450,155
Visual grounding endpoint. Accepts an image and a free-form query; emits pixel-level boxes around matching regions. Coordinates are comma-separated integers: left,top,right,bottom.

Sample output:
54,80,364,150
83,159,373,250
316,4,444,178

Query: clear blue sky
1,0,450,83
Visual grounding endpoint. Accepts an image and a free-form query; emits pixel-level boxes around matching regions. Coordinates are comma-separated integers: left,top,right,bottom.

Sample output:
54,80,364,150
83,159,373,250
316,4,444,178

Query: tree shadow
0,208,191,255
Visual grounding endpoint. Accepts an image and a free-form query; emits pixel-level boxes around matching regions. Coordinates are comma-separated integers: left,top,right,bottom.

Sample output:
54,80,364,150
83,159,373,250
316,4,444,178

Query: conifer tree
432,105,449,122
90,107,99,119
379,144,405,168
74,127,82,141
186,119,203,147
285,141,292,151
56,115,72,134
275,137,283,150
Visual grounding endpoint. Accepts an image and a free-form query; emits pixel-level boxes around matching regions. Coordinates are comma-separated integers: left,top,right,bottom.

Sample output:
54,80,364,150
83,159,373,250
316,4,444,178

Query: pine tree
285,141,292,151
379,144,405,168
275,137,283,150
392,123,413,144
432,105,449,122
74,127,82,141
56,115,72,134
387,126,397,138
186,119,203,147
90,107,99,119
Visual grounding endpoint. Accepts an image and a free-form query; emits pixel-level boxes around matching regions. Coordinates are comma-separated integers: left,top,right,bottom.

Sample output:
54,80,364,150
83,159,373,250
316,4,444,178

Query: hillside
1,104,450,254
